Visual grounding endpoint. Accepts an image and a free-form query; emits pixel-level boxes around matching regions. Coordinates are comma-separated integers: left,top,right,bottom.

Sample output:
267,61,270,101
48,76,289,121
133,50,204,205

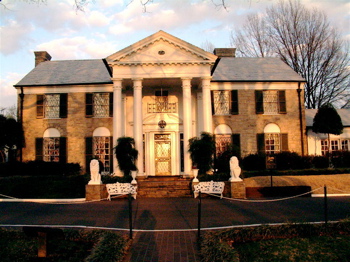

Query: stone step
136,179,193,198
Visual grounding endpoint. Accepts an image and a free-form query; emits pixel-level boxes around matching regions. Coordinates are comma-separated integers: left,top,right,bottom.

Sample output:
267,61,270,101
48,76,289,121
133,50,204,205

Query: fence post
129,193,133,239
324,185,328,225
197,191,202,241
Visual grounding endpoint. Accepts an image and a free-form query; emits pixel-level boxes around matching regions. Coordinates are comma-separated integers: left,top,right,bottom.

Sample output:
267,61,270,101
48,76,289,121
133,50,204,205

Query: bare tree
231,0,350,109
201,40,216,53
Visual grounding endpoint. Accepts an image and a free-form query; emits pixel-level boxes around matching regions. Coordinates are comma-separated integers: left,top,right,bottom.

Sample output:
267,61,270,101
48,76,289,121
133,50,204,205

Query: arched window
214,124,240,157
263,124,281,155
36,128,66,163
86,127,112,174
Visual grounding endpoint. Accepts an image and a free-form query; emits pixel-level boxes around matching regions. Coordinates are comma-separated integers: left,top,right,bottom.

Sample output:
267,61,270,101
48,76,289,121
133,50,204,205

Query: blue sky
1,0,349,109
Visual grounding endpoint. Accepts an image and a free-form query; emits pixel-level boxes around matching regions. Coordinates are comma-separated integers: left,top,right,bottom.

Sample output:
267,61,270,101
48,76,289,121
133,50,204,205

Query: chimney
34,51,52,67
213,48,236,58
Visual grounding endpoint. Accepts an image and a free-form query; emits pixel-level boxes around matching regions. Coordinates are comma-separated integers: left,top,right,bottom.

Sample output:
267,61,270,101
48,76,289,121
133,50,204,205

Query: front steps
136,176,193,198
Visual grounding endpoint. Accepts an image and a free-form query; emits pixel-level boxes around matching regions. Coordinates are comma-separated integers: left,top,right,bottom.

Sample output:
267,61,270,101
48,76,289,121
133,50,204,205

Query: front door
154,134,171,175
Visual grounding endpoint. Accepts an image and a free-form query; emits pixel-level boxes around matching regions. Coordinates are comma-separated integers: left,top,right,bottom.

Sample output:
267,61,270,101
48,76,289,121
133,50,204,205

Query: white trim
43,128,60,138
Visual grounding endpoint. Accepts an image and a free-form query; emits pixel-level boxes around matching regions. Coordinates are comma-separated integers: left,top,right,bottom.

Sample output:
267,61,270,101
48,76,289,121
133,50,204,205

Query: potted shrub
188,132,215,179
113,137,138,183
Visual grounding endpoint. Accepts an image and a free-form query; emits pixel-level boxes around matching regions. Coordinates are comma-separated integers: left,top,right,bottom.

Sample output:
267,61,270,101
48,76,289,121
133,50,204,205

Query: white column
202,76,213,133
112,78,123,176
182,77,192,176
133,78,144,176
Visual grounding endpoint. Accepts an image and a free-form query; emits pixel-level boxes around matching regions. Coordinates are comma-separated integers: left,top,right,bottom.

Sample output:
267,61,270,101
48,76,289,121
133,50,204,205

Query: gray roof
15,59,112,87
212,57,305,82
305,109,350,127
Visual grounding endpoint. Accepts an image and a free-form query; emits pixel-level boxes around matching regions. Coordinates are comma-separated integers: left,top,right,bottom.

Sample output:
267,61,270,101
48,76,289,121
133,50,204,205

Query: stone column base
85,184,108,201
230,181,246,199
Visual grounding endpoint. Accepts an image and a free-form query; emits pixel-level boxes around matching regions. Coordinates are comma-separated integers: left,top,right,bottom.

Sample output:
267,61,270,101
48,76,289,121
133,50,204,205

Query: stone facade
16,31,307,176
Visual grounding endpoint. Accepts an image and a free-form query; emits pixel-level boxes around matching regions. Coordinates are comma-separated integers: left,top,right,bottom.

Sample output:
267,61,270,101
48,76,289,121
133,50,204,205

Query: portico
106,31,217,177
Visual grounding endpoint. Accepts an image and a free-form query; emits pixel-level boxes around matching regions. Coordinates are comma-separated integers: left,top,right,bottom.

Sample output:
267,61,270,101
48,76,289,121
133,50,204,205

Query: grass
0,228,129,262
200,221,350,262
244,174,350,194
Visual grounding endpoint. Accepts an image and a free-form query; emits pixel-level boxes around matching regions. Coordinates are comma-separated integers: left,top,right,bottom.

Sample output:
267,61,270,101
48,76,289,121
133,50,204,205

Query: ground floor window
265,133,281,155
215,134,232,156
93,136,111,173
321,139,350,155
43,137,60,162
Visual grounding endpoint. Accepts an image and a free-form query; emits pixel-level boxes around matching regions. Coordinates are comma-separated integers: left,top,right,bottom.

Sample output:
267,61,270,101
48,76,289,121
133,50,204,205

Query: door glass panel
155,134,171,175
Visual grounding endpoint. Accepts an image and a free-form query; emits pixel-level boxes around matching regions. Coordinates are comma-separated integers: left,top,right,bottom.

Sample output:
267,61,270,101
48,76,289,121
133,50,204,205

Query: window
86,93,113,117
214,124,240,157
321,139,350,155
264,133,281,155
37,94,67,118
86,127,113,174
147,90,177,113
35,128,66,163
212,90,238,115
93,137,111,173
43,138,60,162
255,90,286,114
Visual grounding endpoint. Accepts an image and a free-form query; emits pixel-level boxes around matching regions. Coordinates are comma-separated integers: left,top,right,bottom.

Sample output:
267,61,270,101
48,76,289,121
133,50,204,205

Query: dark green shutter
257,133,265,154
109,136,113,173
59,93,68,118
59,137,67,163
278,91,287,114
281,133,289,152
86,137,93,173
37,95,44,118
231,134,241,157
255,91,264,114
35,138,43,161
230,90,239,115
86,93,93,117
109,92,113,117
211,91,215,115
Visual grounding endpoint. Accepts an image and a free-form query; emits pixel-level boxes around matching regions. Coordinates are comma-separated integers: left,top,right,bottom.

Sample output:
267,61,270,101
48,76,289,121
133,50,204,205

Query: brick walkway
124,231,200,262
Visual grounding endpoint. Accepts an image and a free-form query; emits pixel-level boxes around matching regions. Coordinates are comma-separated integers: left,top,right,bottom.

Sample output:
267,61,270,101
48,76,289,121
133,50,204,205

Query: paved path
1,196,349,261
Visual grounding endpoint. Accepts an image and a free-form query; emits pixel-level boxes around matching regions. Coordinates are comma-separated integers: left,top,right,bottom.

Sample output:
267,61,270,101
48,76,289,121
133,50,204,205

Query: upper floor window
212,90,238,115
255,90,286,115
147,90,177,113
37,94,67,119
86,93,113,118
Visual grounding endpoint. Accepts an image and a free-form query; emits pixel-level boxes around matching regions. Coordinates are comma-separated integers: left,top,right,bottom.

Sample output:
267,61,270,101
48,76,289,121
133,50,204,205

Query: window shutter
59,137,67,163
231,134,241,157
86,137,93,173
86,93,93,117
281,133,289,151
278,90,287,114
230,90,239,115
255,91,264,114
109,136,114,173
59,93,68,118
211,91,215,115
109,92,113,117
35,138,43,161
37,95,44,118
257,133,265,154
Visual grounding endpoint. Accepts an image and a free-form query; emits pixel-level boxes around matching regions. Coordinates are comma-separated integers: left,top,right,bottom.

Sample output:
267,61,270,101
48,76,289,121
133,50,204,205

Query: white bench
193,181,225,199
106,182,137,200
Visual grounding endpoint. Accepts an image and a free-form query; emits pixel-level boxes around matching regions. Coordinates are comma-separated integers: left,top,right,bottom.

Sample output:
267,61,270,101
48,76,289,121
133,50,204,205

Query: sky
0,0,349,109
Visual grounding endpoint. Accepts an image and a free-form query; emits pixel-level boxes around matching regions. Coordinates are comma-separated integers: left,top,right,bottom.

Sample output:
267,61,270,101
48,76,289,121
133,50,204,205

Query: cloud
0,72,23,108
0,19,34,55
36,36,117,59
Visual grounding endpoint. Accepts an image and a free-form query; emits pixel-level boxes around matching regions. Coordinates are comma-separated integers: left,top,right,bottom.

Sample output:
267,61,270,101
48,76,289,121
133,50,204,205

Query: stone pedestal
230,181,246,199
85,184,108,201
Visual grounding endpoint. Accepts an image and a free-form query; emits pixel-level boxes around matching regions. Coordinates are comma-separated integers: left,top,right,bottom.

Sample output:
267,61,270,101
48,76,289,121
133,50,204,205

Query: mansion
15,31,308,177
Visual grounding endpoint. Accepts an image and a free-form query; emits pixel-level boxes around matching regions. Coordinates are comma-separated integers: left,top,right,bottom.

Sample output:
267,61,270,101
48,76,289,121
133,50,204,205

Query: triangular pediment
106,30,217,65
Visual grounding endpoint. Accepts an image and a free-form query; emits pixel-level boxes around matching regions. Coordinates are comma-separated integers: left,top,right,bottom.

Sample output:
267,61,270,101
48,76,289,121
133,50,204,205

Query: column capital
181,77,192,88
132,78,143,89
112,79,123,89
